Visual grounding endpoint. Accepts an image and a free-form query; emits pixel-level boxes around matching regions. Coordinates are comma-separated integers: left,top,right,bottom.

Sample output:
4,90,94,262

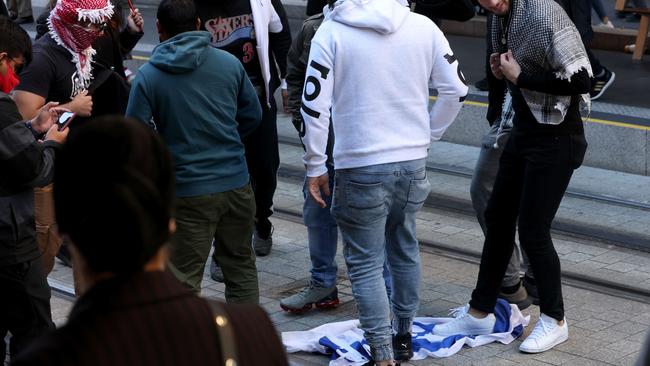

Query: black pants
470,132,587,321
585,46,604,76
242,99,279,236
0,258,54,361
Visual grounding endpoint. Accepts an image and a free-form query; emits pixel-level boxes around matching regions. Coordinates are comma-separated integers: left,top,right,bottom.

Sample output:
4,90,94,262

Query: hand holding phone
57,112,76,131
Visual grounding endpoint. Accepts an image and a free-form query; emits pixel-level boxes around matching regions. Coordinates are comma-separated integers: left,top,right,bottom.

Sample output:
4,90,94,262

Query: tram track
49,191,650,305
277,135,650,212
277,136,650,252
272,208,650,305
50,137,650,303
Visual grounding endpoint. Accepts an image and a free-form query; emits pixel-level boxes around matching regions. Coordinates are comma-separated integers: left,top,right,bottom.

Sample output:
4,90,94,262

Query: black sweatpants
470,132,587,321
242,99,279,237
0,258,54,361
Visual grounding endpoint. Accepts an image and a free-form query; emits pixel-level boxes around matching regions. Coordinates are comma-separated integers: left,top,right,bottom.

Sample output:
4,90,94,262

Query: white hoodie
301,0,468,177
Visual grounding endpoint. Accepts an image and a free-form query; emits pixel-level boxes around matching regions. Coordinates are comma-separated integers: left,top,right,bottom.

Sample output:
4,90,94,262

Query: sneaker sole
519,332,568,354
394,351,414,361
315,298,340,310
254,244,272,256
590,72,616,101
280,298,340,314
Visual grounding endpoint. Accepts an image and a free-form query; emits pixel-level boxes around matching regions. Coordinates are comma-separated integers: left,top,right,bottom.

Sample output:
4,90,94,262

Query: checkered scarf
48,0,114,91
490,0,592,125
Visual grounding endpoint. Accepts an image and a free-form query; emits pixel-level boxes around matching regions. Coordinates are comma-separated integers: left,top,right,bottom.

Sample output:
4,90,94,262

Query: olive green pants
168,184,259,303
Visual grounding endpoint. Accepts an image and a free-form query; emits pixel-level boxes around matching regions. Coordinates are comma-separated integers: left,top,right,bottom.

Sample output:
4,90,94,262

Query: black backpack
87,61,130,117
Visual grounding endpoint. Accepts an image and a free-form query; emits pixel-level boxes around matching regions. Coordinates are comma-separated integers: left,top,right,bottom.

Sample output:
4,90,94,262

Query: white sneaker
601,20,615,28
519,313,568,353
433,304,496,337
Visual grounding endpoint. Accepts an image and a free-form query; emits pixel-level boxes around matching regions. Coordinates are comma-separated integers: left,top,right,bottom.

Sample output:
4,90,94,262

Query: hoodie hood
325,0,410,34
150,31,212,74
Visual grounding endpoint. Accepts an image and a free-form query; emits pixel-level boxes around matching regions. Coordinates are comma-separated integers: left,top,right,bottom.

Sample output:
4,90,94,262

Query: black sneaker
253,225,273,256
590,68,615,101
392,332,413,361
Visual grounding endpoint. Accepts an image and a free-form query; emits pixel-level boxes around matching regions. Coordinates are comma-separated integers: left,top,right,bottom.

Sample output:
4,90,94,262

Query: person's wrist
25,120,45,138
29,117,47,134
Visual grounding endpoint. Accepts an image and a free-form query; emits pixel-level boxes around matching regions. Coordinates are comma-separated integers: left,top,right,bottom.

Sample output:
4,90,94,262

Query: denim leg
303,168,338,288
385,161,429,335
382,261,392,301
332,159,427,361
332,165,393,361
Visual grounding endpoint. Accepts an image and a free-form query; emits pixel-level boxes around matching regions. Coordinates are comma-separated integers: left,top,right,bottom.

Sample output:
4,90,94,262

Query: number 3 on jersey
243,42,254,63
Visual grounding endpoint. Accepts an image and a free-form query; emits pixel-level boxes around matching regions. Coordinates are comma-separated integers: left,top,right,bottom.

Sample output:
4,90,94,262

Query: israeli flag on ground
282,299,529,365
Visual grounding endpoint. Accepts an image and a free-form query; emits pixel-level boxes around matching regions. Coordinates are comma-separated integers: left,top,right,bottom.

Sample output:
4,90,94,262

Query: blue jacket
127,31,262,197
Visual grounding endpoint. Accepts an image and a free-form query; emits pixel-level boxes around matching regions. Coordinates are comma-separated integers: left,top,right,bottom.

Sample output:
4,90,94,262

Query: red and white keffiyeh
48,0,114,90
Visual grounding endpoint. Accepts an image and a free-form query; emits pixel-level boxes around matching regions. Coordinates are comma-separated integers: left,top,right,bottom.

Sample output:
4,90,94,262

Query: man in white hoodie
301,0,468,364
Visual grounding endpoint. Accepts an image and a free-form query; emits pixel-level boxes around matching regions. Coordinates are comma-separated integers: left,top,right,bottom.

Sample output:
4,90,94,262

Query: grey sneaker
253,226,273,256
280,282,339,314
498,281,532,310
210,258,224,283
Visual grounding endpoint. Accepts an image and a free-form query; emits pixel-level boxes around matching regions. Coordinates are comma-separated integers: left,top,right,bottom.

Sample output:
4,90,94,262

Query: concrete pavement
46,173,650,365
44,127,650,364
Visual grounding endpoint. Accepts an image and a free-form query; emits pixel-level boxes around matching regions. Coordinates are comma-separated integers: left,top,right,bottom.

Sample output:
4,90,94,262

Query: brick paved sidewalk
46,177,650,366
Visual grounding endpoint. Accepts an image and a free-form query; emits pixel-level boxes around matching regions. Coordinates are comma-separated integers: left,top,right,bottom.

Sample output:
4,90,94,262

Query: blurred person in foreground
11,117,288,366
0,15,68,362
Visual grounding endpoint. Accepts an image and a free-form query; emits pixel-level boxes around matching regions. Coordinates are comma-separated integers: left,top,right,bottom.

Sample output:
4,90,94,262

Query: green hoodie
127,31,262,197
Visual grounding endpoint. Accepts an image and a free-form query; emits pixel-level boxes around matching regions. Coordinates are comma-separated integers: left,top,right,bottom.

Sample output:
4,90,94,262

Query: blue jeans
303,165,338,288
331,159,430,361
303,166,394,295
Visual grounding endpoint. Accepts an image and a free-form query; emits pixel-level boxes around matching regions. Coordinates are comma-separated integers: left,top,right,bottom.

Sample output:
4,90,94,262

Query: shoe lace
298,283,317,295
528,316,554,340
448,304,470,319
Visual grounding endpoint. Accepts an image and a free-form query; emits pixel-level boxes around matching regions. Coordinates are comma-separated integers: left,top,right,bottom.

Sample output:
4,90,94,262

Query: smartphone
57,112,75,131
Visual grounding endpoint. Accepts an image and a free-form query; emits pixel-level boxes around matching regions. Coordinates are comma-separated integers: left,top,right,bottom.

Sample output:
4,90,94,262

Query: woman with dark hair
12,116,289,366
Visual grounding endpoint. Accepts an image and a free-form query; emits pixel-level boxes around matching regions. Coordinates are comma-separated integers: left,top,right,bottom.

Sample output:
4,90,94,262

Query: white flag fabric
282,299,529,365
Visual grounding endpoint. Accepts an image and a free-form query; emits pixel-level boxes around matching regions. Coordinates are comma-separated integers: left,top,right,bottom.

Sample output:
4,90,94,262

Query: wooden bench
615,0,649,60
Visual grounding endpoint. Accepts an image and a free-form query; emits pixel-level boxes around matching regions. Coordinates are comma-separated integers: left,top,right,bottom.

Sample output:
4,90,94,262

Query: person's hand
68,90,93,117
307,173,330,208
489,52,503,80
127,8,144,33
31,102,70,134
499,50,521,85
281,88,289,114
44,123,69,144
